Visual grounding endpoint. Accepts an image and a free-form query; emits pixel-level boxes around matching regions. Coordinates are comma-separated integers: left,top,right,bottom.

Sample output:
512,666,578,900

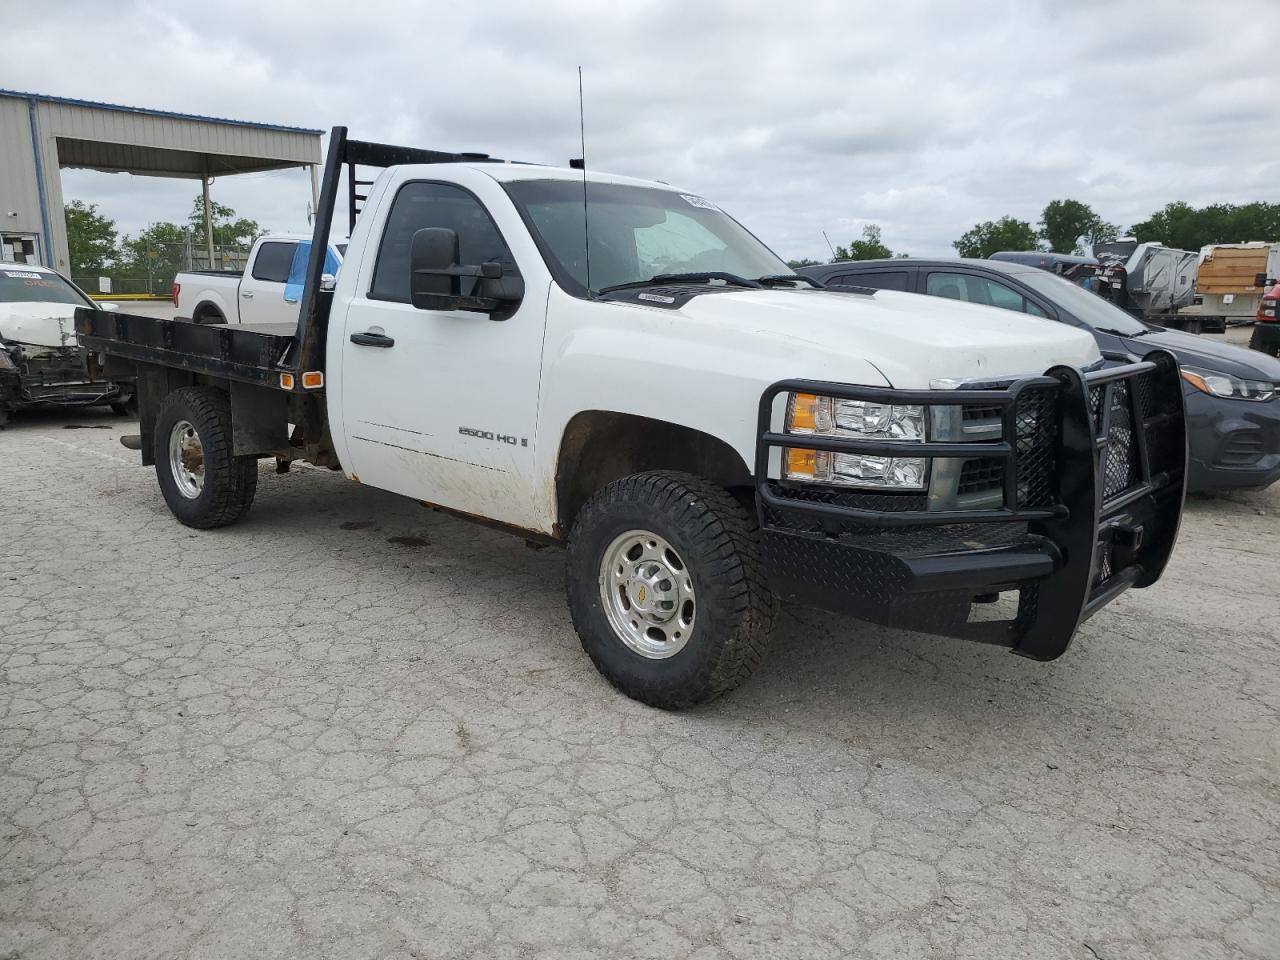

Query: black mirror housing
409,227,523,315
411,228,461,302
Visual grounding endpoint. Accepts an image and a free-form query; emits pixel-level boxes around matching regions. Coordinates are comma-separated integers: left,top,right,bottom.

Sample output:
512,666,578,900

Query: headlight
783,393,928,490
0,348,15,370
1181,366,1277,401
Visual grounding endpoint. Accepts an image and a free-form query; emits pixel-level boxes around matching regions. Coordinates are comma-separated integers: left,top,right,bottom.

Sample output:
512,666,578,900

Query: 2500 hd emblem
459,426,527,447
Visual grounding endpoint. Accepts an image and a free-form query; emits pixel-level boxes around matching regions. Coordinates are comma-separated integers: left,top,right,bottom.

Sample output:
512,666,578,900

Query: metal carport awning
55,136,310,178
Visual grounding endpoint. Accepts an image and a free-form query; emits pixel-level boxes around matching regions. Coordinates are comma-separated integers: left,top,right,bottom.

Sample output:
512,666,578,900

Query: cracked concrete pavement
2,405,1277,960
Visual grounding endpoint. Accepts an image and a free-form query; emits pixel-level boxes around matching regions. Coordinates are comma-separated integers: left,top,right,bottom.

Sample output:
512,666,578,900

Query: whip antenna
577,66,592,297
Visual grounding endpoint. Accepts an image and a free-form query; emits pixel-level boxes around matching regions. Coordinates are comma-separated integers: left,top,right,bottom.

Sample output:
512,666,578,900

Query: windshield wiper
754,274,824,288
1096,327,1148,337
597,272,763,296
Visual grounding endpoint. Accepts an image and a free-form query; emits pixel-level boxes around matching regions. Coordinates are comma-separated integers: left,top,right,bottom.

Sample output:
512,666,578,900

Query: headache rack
76,127,520,389
755,352,1186,660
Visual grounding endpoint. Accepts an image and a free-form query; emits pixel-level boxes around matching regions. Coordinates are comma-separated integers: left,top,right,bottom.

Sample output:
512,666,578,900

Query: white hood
0,301,81,350
662,287,1102,388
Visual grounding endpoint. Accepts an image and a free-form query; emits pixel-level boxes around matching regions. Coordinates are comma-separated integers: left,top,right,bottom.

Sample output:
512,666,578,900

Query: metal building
0,89,322,274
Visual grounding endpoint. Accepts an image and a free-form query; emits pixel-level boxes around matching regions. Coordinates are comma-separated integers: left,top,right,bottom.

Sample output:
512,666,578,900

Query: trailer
1090,241,1199,326
1177,242,1280,333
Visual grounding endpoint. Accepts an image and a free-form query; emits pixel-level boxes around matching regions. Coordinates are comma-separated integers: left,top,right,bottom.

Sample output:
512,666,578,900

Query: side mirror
409,227,522,315
99,302,119,312
320,273,337,291
1256,272,1268,288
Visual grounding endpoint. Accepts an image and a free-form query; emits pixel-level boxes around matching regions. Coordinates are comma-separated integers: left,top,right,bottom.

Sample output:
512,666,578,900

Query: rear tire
193,304,225,325
566,471,776,709
154,386,258,528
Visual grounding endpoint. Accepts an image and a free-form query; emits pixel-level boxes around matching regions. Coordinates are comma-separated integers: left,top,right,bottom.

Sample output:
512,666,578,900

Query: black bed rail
75,308,294,387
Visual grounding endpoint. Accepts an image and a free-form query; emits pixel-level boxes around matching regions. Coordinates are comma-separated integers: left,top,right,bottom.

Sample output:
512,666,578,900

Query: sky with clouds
5,0,1278,261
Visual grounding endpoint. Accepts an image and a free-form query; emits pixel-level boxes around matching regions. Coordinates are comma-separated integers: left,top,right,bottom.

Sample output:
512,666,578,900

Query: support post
310,163,320,214
201,169,214,270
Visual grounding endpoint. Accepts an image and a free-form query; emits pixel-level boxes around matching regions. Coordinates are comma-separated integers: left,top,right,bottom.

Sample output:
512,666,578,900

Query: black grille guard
754,351,1187,660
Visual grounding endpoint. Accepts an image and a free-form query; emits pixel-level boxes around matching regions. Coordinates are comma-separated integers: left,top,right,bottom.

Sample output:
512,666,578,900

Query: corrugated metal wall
0,97,46,261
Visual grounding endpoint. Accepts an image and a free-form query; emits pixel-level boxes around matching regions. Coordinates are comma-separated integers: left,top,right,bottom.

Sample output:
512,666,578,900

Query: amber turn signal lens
1180,369,1205,393
786,447,818,478
787,393,820,432
279,373,295,390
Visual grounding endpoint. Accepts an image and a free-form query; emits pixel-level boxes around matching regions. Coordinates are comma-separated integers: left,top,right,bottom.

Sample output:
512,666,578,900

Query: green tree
116,221,190,292
952,216,1040,259
188,196,260,249
1131,201,1280,252
833,224,893,261
1039,199,1118,254
63,200,117,278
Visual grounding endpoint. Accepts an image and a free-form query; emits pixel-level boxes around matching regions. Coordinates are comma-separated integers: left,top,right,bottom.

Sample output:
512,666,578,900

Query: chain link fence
74,238,251,297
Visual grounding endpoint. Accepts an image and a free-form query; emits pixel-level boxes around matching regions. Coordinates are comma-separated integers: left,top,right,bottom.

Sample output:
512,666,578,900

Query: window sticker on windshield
680,195,717,210
3,271,43,280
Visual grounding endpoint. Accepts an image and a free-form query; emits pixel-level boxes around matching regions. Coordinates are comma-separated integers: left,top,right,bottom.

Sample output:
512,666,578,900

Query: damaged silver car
0,264,132,427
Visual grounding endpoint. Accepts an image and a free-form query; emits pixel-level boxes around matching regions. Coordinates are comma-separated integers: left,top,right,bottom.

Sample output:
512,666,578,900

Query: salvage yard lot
2,408,1277,960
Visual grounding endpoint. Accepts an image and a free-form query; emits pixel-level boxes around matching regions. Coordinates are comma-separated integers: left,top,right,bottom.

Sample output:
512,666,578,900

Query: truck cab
77,129,1189,708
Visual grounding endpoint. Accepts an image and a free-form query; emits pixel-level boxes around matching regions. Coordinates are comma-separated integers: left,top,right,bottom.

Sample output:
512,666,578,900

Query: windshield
504,180,790,296
0,268,93,307
1015,269,1148,335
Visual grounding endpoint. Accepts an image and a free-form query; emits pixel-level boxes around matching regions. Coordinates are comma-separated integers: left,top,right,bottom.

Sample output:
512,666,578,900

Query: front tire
154,386,258,528
566,471,776,709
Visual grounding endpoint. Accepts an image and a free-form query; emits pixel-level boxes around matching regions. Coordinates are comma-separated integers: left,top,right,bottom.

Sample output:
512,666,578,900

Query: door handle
240,291,254,299
350,330,395,348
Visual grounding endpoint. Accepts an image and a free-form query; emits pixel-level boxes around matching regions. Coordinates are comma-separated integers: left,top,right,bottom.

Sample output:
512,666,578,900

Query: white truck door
337,179,544,529
236,239,298,325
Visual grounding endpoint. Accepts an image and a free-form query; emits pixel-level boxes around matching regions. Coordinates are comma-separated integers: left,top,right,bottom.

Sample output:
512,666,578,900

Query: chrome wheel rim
168,419,204,499
599,529,696,659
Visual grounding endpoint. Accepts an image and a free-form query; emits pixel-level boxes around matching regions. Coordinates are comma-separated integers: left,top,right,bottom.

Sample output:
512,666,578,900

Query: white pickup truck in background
172,233,343,325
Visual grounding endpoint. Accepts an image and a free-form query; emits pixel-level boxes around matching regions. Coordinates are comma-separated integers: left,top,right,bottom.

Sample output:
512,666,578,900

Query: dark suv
798,258,1280,493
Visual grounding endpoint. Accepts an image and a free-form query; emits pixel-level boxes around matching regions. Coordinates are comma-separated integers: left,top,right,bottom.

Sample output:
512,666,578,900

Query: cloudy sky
6,0,1278,261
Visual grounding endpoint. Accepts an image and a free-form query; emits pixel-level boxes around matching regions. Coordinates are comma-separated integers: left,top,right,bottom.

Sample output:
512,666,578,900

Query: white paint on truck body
324,163,1102,536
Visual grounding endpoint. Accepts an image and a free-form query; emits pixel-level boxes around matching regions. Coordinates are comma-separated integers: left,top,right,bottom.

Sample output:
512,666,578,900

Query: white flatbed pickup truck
77,128,1188,708
173,233,343,326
